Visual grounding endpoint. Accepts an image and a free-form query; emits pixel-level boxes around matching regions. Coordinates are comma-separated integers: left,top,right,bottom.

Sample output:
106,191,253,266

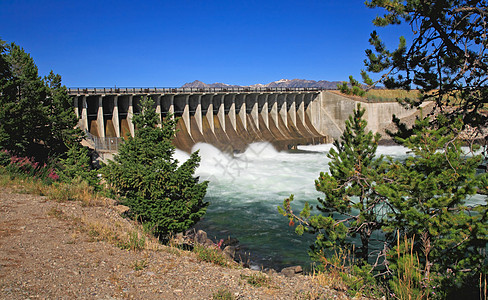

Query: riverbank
0,187,362,299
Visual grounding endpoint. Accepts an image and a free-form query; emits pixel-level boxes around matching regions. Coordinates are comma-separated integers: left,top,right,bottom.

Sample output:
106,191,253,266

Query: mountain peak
182,79,342,89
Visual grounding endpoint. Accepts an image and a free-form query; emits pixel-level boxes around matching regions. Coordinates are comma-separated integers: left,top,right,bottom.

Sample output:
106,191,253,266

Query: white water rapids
174,142,486,270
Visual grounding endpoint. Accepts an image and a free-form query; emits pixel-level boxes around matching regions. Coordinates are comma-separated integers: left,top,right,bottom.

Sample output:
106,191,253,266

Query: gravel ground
0,188,356,299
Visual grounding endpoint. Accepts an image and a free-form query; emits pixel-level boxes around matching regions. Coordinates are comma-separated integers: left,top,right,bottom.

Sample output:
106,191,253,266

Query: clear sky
1,0,409,87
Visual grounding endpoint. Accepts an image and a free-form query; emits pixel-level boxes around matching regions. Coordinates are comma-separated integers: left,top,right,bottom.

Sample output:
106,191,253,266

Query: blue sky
1,0,410,87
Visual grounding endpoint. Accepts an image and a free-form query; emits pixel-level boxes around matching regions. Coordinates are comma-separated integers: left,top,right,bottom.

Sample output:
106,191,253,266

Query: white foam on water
173,142,320,197
239,142,280,160
174,148,190,166
297,144,335,153
177,142,487,269
191,143,234,183
375,145,410,157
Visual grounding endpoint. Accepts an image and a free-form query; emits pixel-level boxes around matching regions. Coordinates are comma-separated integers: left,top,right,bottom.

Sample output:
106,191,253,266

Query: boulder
222,237,239,248
280,265,303,277
104,198,117,206
204,238,215,247
113,205,130,214
265,268,277,276
195,230,208,244
170,232,185,245
222,246,236,260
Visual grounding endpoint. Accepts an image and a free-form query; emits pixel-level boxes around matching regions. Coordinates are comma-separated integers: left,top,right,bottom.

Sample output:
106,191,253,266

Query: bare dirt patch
0,188,355,299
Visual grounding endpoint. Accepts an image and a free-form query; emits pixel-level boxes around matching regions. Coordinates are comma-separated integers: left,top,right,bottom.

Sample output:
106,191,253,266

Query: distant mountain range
181,79,342,89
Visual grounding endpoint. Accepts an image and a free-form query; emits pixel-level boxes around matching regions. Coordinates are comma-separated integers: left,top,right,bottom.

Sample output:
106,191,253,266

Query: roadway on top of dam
67,87,329,95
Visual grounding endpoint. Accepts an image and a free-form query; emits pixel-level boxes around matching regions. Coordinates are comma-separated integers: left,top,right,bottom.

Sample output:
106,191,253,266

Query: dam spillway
71,88,329,153
70,87,422,153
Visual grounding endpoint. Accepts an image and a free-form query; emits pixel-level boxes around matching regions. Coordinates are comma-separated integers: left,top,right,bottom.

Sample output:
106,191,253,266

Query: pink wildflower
47,170,59,181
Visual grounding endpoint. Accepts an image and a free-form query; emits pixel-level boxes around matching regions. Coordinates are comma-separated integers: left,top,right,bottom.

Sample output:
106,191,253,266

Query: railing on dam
84,131,123,152
68,87,327,95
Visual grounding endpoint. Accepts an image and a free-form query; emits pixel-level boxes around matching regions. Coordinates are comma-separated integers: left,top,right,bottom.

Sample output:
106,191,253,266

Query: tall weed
311,248,384,298
388,235,427,300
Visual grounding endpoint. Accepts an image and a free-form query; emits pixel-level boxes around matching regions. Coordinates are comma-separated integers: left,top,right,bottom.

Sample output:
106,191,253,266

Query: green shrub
336,75,366,96
0,150,9,166
56,143,99,190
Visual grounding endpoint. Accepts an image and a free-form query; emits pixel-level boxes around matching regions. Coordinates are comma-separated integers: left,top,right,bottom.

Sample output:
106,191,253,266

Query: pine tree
279,104,389,263
0,42,47,158
102,97,209,237
44,71,83,153
57,143,98,188
378,115,488,297
362,0,488,130
0,41,81,161
337,75,366,97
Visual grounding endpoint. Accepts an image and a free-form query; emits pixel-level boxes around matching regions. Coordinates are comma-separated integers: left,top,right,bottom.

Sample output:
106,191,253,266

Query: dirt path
0,188,350,299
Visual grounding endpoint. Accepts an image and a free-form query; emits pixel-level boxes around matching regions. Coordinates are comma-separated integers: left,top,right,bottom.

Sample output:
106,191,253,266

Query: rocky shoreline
174,228,305,278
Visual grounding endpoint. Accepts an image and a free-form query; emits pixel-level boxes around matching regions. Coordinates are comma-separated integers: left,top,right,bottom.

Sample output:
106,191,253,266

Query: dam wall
71,88,328,153
70,88,420,153
318,91,427,141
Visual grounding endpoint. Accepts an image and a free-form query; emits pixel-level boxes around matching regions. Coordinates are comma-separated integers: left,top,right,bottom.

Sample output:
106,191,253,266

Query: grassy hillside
364,89,421,103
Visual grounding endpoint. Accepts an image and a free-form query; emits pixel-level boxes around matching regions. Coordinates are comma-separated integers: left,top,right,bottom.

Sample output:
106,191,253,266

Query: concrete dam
70,87,421,153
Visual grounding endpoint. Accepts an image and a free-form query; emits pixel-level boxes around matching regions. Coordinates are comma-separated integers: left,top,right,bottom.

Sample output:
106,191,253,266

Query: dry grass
193,243,233,267
481,273,487,300
0,170,109,207
311,267,349,292
365,89,421,103
81,217,161,251
46,179,110,207
390,235,426,300
131,259,148,271
47,206,67,220
212,288,235,300
1,167,168,255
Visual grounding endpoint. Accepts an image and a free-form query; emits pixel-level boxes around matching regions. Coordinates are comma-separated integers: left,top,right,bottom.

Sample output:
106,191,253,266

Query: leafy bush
0,150,60,185
102,97,208,237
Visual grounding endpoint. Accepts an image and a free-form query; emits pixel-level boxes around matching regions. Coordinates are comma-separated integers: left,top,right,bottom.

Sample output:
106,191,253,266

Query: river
174,142,486,271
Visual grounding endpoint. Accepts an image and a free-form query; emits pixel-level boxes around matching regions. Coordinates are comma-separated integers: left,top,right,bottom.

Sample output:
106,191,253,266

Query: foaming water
191,142,328,269
179,142,485,270
174,149,190,166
